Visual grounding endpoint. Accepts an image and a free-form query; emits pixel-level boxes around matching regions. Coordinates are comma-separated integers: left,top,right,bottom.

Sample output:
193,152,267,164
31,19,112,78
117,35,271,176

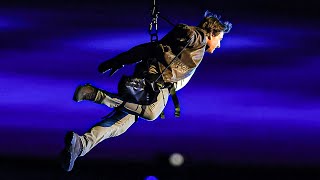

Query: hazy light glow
0,17,25,30
169,153,184,167
145,176,158,180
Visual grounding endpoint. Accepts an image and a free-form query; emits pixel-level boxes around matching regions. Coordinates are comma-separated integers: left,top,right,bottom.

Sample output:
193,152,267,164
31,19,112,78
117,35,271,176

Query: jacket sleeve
160,24,196,52
170,24,195,41
101,42,163,66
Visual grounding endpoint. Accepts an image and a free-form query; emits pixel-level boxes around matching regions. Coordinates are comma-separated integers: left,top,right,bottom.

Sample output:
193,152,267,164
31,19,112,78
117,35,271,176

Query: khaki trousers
79,88,169,156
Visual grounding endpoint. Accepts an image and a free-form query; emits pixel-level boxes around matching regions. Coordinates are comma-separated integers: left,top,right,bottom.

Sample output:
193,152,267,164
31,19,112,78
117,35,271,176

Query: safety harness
148,0,182,118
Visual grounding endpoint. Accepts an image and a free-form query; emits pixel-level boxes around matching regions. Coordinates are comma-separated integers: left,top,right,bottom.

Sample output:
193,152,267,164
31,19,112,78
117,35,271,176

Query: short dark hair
198,10,232,36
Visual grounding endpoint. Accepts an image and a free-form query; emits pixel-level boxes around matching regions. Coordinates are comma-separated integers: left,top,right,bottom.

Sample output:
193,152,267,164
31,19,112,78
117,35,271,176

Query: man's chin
206,49,215,54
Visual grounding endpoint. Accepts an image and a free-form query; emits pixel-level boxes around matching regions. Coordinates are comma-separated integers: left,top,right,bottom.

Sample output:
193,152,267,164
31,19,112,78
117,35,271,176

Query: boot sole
61,131,77,172
72,84,94,102
72,85,83,102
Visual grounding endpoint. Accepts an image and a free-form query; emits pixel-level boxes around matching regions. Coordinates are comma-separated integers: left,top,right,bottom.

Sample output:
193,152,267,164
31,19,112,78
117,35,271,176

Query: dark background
1,0,320,179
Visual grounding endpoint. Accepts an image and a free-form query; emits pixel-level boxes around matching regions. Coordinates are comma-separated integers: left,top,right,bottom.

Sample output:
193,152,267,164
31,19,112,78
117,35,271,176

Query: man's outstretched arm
98,42,162,76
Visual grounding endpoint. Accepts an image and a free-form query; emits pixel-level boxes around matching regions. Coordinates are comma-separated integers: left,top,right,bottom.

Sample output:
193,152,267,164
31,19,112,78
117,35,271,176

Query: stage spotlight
145,176,158,180
169,153,184,167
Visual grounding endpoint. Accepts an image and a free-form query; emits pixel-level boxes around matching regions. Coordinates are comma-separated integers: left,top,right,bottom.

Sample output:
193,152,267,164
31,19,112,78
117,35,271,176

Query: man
61,10,232,172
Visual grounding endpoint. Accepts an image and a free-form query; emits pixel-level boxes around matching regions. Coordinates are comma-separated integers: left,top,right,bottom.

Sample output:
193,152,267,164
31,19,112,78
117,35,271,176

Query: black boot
73,84,98,102
60,131,83,172
73,83,123,106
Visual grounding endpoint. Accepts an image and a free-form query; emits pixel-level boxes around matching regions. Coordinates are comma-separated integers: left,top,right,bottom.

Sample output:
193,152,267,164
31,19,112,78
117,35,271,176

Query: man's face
206,31,224,54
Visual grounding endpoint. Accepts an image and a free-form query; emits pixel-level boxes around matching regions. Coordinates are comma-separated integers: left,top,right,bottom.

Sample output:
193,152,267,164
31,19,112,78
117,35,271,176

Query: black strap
170,85,180,117
140,105,147,117
160,111,165,119
159,84,180,119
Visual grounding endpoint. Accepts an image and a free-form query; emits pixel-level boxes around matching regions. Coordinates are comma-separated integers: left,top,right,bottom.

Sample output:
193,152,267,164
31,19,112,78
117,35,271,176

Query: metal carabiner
149,0,159,42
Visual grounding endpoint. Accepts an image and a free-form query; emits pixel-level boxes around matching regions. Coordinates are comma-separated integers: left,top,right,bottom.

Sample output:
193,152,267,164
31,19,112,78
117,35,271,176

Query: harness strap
149,0,181,119
160,111,165,119
170,85,180,117
140,105,147,117
159,84,180,119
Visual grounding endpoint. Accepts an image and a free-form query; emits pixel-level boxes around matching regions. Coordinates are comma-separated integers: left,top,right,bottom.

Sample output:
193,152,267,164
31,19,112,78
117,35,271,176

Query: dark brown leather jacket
157,24,207,82
104,24,208,84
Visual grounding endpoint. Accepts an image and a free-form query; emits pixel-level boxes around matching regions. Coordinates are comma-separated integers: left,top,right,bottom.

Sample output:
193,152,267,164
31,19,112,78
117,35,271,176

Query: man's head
198,10,232,53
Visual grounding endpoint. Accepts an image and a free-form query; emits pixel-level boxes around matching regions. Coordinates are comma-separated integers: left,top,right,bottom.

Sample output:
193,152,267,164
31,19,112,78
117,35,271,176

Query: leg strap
170,85,180,117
